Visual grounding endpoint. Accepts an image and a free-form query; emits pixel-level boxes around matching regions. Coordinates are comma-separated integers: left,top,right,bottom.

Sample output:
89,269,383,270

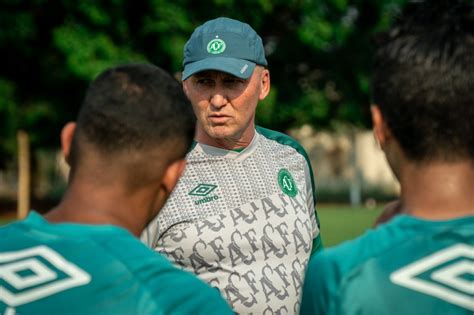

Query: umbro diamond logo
189,184,217,196
189,184,219,205
0,246,91,308
390,244,474,311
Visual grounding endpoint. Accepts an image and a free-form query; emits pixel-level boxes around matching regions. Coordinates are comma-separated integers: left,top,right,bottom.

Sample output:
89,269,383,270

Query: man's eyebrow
222,74,246,80
194,71,215,78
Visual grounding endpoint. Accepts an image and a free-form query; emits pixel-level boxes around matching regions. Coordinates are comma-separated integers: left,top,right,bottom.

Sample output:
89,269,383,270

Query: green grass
318,205,383,248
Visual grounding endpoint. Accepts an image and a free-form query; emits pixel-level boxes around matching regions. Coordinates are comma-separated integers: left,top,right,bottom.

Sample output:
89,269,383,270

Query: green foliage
54,25,146,80
0,0,407,168
0,79,17,167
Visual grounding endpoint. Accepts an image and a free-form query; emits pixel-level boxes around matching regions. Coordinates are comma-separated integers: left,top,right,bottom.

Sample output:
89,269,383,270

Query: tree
0,0,407,170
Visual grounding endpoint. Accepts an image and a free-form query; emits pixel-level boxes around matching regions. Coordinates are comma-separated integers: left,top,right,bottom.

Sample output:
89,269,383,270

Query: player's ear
258,68,270,101
152,158,186,214
162,159,186,197
61,122,76,166
371,105,391,149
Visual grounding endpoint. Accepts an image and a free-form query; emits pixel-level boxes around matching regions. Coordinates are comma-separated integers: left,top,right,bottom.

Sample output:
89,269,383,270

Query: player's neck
399,160,474,220
195,126,255,150
44,179,153,237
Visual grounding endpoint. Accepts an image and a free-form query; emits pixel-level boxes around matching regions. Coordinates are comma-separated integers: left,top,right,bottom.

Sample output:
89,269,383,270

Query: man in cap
0,63,233,315
143,17,322,314
300,1,474,314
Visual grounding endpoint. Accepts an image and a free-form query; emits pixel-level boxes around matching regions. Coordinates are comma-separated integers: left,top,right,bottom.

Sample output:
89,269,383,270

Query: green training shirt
301,214,474,314
0,212,233,315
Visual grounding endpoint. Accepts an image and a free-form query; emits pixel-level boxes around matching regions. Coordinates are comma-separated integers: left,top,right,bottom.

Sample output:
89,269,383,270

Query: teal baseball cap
182,17,268,81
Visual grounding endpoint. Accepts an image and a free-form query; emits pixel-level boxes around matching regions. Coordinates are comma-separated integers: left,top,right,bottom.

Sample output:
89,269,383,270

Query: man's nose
210,92,227,109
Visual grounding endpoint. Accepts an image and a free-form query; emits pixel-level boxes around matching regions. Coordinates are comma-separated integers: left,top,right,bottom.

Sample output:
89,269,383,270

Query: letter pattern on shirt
145,133,319,314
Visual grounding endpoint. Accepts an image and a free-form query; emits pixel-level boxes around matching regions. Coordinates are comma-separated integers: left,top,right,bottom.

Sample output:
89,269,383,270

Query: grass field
318,205,383,247
0,205,383,247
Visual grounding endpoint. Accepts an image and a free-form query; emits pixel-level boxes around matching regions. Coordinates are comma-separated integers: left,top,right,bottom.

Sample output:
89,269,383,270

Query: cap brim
182,57,257,81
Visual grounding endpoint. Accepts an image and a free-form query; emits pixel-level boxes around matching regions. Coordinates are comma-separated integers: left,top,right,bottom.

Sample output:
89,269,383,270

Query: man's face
182,66,270,147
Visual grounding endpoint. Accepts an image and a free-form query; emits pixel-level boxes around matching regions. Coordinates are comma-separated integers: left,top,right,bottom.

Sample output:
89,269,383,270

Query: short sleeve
303,160,322,254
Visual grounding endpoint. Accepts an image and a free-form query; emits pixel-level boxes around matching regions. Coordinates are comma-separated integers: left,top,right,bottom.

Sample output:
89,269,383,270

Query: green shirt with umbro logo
0,212,233,315
301,215,474,315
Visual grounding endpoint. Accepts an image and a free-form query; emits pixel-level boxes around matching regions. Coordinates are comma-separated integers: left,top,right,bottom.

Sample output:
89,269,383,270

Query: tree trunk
17,130,30,219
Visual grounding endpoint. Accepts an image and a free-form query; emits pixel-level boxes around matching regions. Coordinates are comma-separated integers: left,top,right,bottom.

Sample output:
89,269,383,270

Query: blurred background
0,0,408,246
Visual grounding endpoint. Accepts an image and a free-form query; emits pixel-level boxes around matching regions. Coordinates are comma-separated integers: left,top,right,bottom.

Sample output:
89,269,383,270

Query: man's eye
196,78,212,85
224,78,244,85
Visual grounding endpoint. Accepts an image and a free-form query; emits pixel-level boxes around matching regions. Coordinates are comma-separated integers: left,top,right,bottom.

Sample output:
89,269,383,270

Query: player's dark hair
69,63,195,168
373,0,474,162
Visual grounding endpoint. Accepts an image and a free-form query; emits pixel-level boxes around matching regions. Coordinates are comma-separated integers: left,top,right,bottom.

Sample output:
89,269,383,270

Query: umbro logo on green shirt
390,243,474,311
0,245,91,310
189,184,219,205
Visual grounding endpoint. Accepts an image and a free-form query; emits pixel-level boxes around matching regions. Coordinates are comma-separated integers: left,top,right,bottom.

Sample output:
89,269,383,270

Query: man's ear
161,159,186,197
258,68,270,101
371,105,391,149
182,79,189,98
146,158,187,223
61,122,76,165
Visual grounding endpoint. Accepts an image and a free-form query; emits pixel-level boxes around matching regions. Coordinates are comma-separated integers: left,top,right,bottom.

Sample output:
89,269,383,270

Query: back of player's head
373,0,474,162
70,63,195,169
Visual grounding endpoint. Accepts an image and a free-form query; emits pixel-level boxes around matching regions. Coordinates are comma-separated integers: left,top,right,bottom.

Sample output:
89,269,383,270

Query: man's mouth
209,114,231,123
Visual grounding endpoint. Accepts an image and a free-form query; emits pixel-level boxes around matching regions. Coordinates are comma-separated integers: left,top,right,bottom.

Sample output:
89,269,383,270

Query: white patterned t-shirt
142,127,321,314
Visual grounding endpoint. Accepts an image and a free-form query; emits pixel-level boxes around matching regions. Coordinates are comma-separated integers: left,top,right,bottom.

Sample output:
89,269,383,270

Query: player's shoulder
0,219,22,239
309,216,409,277
304,215,474,315
97,234,232,314
303,216,405,315
1,213,35,233
97,230,174,270
0,219,35,253
313,214,474,273
137,254,233,314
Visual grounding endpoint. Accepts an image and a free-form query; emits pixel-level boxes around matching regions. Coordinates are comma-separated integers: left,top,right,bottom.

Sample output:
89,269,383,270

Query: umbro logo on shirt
0,246,91,311
189,184,217,196
390,244,474,311
189,183,219,205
